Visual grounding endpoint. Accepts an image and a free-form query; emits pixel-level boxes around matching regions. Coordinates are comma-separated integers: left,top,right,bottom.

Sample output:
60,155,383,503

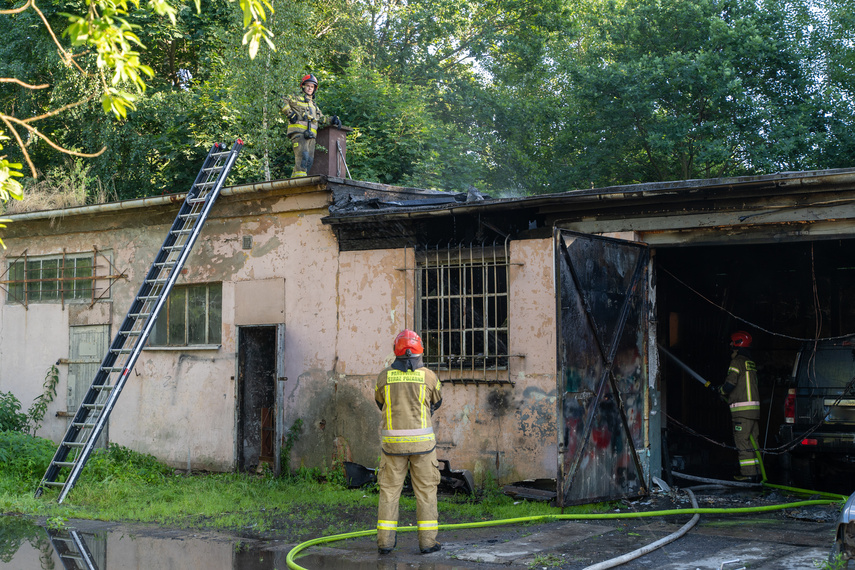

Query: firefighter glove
287,111,299,123
331,115,342,128
303,129,315,140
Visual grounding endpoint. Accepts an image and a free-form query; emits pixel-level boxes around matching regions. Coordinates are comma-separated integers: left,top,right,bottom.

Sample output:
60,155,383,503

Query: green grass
0,432,606,540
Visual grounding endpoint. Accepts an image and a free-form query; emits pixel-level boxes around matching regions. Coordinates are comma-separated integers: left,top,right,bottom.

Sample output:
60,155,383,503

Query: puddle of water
1,517,471,570
0,516,274,570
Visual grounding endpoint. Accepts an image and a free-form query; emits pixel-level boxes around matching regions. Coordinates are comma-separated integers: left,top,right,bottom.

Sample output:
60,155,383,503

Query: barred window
5,254,93,303
150,283,222,347
417,244,510,380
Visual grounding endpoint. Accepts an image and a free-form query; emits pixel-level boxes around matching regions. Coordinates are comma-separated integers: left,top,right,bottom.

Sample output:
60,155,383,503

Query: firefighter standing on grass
375,330,442,555
281,74,341,178
718,330,761,482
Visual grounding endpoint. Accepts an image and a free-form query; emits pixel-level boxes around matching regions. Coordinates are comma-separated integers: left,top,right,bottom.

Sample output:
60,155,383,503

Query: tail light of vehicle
801,438,818,446
784,388,796,424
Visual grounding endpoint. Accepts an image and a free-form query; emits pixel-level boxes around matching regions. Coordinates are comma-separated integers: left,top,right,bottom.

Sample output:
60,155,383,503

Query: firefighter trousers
377,449,440,551
731,411,760,476
289,133,316,177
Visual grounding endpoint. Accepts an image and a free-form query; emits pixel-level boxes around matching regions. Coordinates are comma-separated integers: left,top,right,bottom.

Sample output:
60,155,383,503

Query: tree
0,0,274,231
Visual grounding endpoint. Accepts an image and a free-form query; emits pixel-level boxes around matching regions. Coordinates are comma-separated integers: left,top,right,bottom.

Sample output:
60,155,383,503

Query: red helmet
394,329,424,356
301,74,318,89
730,331,752,348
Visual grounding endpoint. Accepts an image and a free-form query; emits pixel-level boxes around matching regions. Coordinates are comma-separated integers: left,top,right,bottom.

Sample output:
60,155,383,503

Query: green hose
285,496,843,570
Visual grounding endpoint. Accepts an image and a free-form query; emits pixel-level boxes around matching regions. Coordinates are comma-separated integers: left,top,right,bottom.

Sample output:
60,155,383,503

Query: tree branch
30,0,86,74
21,92,99,124
0,78,49,90
0,0,32,15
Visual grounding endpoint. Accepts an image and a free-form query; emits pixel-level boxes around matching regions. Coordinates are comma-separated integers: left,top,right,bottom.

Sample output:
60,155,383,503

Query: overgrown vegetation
0,430,592,540
0,365,59,435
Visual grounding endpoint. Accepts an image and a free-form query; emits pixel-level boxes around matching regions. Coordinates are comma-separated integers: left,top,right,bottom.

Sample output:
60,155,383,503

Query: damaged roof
323,168,855,250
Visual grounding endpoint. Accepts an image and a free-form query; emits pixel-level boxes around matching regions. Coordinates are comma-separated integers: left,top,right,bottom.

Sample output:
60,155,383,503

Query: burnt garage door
556,230,649,506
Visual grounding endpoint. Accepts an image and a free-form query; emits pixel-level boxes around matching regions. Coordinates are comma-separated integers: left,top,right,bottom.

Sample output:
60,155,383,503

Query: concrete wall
0,184,559,483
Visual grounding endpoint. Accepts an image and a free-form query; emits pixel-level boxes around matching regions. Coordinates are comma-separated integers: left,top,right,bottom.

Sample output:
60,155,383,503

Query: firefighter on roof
718,330,761,482
375,329,443,555
282,74,342,178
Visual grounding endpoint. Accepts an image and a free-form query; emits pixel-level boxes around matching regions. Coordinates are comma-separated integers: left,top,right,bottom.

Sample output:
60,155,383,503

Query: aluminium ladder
36,139,243,503
47,529,100,570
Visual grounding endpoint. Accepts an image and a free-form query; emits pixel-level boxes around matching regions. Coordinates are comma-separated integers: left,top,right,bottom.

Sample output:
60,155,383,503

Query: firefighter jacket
282,91,330,139
375,366,442,456
722,351,759,414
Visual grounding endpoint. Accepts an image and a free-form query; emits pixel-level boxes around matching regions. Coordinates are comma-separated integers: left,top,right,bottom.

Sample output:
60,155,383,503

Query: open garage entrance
654,238,855,485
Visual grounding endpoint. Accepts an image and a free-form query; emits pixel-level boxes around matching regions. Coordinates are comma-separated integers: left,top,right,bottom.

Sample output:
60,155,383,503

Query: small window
150,283,222,347
417,244,510,381
5,253,94,304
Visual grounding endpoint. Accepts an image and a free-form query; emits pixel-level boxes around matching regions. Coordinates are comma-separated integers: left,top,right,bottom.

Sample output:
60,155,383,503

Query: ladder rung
171,229,193,235
211,151,231,158
82,403,105,410
61,554,84,561
187,197,208,204
100,366,125,373
129,312,152,318
195,181,216,189
202,166,223,173
179,213,201,219
145,277,169,284
154,261,176,267
54,461,77,467
64,441,87,448
110,348,133,354
163,245,186,250
42,481,65,487
93,384,115,390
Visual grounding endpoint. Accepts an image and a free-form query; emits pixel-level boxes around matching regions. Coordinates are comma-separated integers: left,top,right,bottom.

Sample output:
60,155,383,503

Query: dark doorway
237,326,277,472
655,239,855,483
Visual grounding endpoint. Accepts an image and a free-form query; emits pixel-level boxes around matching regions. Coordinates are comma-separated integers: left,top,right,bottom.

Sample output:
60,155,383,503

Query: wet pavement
0,487,848,569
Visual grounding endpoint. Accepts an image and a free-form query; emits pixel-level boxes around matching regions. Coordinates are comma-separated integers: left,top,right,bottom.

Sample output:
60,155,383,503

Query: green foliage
45,515,68,530
0,392,28,433
280,418,304,477
26,365,60,436
0,431,57,491
83,443,174,486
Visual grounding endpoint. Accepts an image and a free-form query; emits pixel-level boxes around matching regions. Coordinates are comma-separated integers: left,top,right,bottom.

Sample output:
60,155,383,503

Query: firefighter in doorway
718,330,761,482
281,74,341,177
375,330,443,555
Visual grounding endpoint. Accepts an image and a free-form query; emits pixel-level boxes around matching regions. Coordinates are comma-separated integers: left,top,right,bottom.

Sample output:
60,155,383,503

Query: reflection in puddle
1,517,468,570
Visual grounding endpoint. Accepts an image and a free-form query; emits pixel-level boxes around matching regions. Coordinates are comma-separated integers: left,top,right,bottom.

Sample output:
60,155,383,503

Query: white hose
582,489,700,570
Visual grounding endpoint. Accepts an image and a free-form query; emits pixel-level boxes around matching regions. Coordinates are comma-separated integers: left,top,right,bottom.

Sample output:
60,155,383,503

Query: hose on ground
582,489,700,570
285,492,843,570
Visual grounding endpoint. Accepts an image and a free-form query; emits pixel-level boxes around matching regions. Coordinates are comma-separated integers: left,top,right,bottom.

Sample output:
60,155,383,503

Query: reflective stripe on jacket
375,368,442,455
282,92,328,138
725,354,759,413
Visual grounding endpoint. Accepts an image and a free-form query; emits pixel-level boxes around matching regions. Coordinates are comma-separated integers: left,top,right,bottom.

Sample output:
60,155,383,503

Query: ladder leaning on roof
35,139,244,504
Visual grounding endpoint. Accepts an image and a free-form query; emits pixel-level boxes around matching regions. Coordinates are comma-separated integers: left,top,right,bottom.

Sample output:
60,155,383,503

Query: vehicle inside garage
655,238,855,492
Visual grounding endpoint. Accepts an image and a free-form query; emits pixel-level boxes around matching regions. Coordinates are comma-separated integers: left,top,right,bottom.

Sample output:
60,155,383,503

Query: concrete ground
276,486,847,570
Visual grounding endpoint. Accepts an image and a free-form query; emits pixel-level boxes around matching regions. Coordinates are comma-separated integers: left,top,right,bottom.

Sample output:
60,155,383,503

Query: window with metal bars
150,283,222,347
5,254,94,303
417,244,509,379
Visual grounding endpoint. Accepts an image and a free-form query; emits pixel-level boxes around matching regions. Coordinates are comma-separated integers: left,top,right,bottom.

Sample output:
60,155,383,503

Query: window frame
149,282,223,348
416,242,511,384
5,252,95,304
